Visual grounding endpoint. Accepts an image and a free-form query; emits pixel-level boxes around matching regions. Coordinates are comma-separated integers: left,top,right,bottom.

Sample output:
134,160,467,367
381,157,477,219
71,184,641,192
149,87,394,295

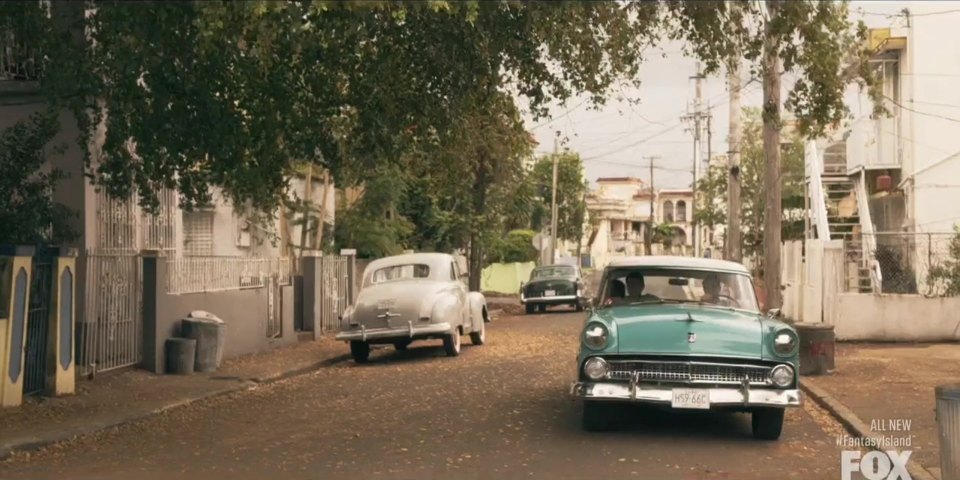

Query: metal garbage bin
181,311,226,373
937,384,960,480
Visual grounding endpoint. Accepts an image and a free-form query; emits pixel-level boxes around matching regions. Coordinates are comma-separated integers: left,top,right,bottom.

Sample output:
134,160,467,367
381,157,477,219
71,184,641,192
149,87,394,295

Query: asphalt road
1,309,850,480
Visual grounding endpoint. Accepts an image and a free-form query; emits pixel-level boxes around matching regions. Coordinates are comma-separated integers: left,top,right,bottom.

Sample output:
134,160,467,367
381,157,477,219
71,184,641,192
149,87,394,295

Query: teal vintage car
570,256,801,440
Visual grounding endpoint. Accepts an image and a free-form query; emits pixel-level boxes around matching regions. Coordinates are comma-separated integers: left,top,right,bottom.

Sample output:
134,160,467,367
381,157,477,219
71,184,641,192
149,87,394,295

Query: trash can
165,338,197,375
937,384,960,480
795,323,835,376
181,311,226,373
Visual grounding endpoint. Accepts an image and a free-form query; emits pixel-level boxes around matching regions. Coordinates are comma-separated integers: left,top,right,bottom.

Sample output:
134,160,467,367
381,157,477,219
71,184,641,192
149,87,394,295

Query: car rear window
369,264,430,284
532,266,574,279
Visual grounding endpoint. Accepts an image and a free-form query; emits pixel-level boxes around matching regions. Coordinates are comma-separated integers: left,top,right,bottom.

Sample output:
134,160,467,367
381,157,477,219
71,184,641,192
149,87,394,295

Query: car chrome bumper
520,294,579,304
335,322,452,342
570,382,802,408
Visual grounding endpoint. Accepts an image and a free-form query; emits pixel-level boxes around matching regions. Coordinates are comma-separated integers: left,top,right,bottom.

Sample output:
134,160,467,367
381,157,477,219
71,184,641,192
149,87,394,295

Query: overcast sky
520,1,930,189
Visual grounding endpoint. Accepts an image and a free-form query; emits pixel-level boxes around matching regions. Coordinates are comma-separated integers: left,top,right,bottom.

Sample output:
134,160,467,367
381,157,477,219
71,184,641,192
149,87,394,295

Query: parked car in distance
520,264,587,314
570,256,801,440
335,253,489,363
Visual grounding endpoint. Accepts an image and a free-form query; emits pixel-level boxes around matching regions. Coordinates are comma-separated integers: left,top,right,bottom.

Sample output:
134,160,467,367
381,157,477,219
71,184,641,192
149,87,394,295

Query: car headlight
769,364,794,387
773,329,798,356
583,322,608,350
583,357,609,380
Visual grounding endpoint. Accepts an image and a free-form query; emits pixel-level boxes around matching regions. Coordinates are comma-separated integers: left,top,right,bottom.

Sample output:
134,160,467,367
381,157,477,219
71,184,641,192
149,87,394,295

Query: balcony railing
845,115,902,172
1,31,42,81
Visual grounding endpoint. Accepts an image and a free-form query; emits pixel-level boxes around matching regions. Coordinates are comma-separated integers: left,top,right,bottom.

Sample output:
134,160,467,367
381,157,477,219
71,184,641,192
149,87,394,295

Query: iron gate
23,249,54,395
320,256,350,332
77,253,142,375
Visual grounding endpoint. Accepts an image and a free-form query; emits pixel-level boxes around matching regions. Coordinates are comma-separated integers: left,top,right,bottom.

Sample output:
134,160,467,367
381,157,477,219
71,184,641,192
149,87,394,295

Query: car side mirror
767,308,782,319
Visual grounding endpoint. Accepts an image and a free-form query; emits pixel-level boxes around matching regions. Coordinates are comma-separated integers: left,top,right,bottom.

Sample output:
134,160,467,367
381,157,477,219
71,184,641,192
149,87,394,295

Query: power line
530,98,589,130
580,77,760,162
860,8,960,18
885,94,960,124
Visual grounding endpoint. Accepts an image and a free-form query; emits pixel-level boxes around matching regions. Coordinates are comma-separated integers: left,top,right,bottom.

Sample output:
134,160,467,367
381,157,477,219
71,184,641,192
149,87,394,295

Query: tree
528,152,588,244
694,108,804,261
664,0,879,309
13,1,660,216
0,110,76,245
927,225,960,297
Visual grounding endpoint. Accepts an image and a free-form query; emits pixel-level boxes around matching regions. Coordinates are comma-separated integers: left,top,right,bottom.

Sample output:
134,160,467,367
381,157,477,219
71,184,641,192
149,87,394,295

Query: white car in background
335,253,489,363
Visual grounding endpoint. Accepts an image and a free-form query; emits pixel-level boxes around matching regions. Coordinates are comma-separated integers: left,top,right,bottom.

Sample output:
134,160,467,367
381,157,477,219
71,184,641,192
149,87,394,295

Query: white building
806,9,960,294
584,177,717,269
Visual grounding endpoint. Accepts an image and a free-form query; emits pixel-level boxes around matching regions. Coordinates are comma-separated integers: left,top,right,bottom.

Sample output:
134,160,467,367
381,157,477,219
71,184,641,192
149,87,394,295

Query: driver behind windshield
701,273,722,304
625,272,659,303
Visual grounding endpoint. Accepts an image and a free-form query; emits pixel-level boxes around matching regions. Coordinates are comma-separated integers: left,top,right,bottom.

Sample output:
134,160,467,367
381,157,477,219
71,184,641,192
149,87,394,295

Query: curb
0,355,345,461
801,379,938,480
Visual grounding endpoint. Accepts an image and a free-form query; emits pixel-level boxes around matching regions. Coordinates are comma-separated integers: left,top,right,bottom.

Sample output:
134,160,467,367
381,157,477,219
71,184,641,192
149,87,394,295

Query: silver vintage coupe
335,253,489,363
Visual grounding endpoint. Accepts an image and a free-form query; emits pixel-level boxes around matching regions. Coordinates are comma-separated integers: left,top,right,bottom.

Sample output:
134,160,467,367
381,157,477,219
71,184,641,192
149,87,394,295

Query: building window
663,201,674,223
183,210,214,256
676,200,687,222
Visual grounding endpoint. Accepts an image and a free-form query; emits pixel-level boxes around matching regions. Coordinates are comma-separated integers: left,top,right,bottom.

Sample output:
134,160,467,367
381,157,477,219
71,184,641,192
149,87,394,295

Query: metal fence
854,232,959,296
166,256,293,295
319,255,351,332
78,253,143,376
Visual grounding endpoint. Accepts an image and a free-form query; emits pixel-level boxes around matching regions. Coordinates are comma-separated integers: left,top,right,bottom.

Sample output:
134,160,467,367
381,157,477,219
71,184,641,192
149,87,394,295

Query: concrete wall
142,257,297,374
833,293,960,341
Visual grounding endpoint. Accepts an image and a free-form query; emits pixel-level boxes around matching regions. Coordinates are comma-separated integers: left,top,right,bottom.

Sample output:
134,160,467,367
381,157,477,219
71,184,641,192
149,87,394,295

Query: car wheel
350,341,370,363
751,407,785,440
582,401,611,432
443,330,462,357
575,301,584,312
394,340,411,351
537,304,547,313
469,321,485,346
525,303,535,314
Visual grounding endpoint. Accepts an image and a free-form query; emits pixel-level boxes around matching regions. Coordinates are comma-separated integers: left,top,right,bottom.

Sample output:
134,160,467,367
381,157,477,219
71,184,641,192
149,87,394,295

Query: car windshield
368,264,430,285
532,266,574,279
598,267,760,312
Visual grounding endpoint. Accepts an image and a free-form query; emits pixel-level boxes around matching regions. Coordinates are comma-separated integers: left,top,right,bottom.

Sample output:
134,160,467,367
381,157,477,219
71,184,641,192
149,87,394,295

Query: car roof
605,256,750,274
365,253,454,271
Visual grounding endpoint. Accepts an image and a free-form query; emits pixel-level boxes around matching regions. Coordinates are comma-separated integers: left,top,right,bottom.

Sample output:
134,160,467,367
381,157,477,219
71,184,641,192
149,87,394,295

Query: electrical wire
884,94,960,124
580,77,760,162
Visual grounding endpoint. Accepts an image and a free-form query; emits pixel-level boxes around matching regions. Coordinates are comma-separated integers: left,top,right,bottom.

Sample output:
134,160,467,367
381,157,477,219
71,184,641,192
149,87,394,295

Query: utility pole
549,137,560,266
762,0,784,311
727,51,743,262
684,62,708,258
643,156,659,256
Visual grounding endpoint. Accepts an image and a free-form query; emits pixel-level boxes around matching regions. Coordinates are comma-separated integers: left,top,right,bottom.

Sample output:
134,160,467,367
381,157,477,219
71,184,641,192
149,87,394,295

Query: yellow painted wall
480,262,536,294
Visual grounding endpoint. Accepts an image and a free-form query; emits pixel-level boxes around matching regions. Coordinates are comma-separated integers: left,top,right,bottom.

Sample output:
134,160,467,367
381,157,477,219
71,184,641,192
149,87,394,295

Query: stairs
821,176,872,293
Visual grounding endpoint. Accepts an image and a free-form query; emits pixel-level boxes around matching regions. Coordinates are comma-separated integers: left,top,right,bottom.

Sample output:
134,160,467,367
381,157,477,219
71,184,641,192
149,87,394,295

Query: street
2,309,848,480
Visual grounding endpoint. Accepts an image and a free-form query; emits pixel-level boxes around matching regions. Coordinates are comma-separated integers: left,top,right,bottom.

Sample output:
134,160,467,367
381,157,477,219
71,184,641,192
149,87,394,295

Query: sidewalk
0,337,349,460
803,342,960,480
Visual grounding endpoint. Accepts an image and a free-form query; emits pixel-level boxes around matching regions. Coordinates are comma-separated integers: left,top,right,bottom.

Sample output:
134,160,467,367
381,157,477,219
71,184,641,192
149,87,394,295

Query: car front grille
607,359,772,386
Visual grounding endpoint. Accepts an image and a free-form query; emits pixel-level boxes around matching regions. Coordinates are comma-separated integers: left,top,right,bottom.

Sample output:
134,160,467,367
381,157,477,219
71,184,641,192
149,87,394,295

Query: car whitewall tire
470,321,485,346
443,330,461,356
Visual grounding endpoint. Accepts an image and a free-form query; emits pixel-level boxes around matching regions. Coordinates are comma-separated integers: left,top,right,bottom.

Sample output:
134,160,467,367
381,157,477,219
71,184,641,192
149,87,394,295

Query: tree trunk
762,0,783,311
468,151,490,292
726,47,743,262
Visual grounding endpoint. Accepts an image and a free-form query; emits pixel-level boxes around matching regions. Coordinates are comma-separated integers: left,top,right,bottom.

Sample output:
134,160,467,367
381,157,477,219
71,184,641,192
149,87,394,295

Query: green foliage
927,225,960,297
487,230,538,264
0,110,76,245
662,0,880,137
693,108,804,257
17,1,660,214
333,166,413,258
528,153,588,243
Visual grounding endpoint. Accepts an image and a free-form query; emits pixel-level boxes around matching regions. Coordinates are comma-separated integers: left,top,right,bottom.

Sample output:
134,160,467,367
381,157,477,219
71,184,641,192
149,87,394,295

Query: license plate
377,299,396,310
544,290,556,297
671,388,710,409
